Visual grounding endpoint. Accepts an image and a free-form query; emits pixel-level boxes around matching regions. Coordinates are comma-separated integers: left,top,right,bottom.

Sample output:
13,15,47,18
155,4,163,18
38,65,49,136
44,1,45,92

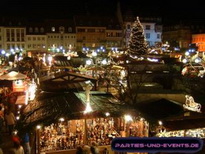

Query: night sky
1,0,205,24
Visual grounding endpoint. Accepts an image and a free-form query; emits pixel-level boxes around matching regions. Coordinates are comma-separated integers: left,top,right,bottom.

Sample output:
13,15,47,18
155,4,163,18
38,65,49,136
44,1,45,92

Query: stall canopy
21,91,130,130
15,94,26,105
0,71,27,80
134,98,184,122
40,71,97,91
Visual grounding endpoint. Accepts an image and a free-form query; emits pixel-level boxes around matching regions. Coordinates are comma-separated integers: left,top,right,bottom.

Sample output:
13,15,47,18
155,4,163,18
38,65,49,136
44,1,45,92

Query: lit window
29,27,33,33
68,27,72,32
51,27,55,32
35,27,39,33
40,27,44,33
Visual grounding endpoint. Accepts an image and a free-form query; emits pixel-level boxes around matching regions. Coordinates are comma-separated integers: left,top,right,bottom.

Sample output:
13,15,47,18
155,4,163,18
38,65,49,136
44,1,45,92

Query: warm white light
92,51,97,57
5,53,10,57
185,52,190,56
13,130,18,135
16,116,20,120
124,114,133,122
158,120,163,126
36,125,41,129
59,118,65,122
47,55,53,64
101,59,107,65
28,82,37,101
84,102,92,114
67,56,71,60
194,58,201,63
105,112,110,117
140,118,144,121
18,105,22,109
182,59,188,63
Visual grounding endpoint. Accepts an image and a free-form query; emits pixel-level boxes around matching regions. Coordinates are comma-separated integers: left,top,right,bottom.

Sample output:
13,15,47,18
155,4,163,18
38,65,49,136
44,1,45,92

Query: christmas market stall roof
20,91,130,130
0,71,27,80
134,98,184,122
39,71,98,91
163,114,205,131
135,98,205,131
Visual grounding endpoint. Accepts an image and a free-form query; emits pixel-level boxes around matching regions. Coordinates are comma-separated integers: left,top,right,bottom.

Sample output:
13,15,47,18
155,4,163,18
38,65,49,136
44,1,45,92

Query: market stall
20,90,149,154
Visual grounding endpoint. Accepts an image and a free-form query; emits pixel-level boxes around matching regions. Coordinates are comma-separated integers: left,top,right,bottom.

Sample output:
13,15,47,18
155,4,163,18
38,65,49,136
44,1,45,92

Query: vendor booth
20,90,149,154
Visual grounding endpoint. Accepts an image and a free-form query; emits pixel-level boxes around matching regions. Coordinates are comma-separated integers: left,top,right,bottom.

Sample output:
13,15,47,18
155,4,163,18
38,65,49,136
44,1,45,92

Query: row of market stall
1,69,205,154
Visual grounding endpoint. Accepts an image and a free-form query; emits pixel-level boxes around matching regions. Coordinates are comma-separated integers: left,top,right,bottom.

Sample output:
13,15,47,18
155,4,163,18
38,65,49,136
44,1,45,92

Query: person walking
9,137,24,154
22,133,31,154
4,110,16,135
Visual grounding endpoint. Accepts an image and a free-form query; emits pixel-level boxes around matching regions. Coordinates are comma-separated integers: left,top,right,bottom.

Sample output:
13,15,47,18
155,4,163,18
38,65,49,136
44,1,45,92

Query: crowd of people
0,84,31,154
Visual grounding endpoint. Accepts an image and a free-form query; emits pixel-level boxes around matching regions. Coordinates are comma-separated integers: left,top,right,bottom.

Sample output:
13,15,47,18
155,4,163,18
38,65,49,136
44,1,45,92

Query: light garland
156,128,205,138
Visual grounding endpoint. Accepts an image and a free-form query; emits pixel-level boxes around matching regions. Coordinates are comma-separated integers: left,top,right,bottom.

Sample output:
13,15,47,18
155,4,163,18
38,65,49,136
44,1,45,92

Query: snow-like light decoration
194,58,201,63
183,95,201,113
86,59,92,65
157,128,205,138
147,57,159,62
27,80,37,101
47,55,53,66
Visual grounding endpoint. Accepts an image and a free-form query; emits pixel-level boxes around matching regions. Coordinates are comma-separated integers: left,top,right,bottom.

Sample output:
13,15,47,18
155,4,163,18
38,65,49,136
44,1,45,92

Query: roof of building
74,15,122,30
20,91,128,131
134,98,184,122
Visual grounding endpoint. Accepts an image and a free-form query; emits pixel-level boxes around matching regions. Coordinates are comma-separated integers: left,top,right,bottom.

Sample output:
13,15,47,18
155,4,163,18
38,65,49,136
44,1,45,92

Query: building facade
123,16,162,49
162,25,191,50
74,15,123,51
192,34,205,52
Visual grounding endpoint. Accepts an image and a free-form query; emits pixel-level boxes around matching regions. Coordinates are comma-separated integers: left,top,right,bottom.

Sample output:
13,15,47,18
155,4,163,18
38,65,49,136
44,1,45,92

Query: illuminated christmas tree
127,16,148,56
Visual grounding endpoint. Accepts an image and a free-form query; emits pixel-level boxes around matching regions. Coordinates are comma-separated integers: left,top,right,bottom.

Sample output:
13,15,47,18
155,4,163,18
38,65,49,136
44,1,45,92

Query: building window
35,27,39,33
51,27,55,32
29,27,33,33
146,33,150,39
87,29,95,32
77,28,85,32
40,27,44,33
59,26,65,33
157,34,160,39
68,27,72,32
145,25,151,30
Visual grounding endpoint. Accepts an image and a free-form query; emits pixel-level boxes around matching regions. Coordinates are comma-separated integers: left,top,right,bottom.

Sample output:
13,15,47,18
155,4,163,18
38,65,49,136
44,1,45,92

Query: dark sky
1,0,205,24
